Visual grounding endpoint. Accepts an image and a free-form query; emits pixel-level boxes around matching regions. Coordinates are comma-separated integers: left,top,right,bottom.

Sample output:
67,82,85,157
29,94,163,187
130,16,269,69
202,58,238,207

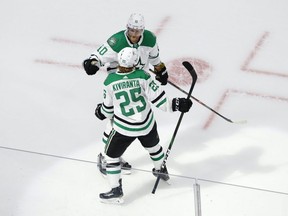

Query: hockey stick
152,61,197,194
149,70,246,124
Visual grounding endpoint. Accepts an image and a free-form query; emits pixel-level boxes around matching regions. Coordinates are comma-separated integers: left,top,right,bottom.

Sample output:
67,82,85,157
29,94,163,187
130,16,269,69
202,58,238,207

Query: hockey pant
104,123,165,188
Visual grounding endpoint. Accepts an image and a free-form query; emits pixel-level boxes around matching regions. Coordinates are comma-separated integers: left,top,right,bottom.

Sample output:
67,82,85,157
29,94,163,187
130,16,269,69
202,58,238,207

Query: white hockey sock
145,145,164,170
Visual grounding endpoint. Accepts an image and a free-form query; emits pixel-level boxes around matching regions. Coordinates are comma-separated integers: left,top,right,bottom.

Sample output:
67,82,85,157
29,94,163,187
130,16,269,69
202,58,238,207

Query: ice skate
152,165,170,182
99,179,124,204
97,153,132,176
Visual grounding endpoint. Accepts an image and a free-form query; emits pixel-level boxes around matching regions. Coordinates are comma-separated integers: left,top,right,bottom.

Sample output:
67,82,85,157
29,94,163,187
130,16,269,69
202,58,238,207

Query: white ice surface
1,0,288,215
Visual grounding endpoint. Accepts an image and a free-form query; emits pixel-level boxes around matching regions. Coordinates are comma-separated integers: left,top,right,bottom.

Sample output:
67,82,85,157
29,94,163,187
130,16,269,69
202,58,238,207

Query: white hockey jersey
92,30,161,72
100,69,173,137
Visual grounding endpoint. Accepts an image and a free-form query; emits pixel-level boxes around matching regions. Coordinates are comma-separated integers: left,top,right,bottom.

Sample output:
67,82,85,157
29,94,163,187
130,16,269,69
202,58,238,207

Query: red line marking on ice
50,37,98,48
203,89,288,129
241,31,269,70
230,89,288,102
241,31,288,78
203,89,229,129
154,16,171,36
244,68,288,78
34,59,82,69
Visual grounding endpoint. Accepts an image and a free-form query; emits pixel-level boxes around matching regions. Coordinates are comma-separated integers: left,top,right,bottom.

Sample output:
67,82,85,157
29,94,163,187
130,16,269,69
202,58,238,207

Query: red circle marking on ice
166,57,212,86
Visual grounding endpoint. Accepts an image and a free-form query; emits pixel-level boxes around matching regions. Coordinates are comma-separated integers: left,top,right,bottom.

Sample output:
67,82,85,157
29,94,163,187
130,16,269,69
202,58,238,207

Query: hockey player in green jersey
95,47,192,204
83,13,169,174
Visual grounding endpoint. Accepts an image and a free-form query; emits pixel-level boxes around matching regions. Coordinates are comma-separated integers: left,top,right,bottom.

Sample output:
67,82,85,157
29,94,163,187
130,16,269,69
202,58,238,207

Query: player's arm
95,86,114,120
145,74,192,112
83,42,118,75
149,43,168,85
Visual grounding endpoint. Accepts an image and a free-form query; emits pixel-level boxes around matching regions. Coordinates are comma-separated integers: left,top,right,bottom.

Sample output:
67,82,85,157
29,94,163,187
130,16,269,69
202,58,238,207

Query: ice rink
1,0,288,215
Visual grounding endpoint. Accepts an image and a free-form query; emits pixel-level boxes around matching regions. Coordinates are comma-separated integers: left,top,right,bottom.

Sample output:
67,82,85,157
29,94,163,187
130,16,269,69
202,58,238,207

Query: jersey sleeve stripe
149,53,160,59
155,98,167,108
103,104,113,109
101,105,113,115
151,91,165,104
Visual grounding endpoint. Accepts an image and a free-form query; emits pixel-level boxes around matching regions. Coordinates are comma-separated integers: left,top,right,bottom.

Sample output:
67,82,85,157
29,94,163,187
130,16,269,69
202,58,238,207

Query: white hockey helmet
126,13,145,30
118,47,139,68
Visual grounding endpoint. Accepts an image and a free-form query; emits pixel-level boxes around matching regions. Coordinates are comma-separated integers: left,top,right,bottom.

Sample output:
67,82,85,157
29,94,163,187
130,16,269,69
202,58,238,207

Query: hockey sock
145,145,164,170
105,155,121,188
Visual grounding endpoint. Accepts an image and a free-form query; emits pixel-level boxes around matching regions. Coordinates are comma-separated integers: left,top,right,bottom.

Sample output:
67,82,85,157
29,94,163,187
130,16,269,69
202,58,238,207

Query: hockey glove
172,98,193,113
83,57,99,75
154,62,168,85
95,103,106,120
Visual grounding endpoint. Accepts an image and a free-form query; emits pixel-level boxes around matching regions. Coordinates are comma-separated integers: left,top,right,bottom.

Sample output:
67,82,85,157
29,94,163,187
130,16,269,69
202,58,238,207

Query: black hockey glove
83,57,99,75
95,103,106,120
172,98,193,113
154,62,168,85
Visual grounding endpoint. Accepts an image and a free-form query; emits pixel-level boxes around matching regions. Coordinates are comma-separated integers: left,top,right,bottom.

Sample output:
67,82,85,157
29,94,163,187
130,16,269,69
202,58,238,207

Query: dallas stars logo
108,37,117,46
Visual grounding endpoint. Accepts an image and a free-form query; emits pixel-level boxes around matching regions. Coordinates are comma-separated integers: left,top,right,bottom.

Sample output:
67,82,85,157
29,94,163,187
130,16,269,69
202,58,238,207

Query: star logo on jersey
135,57,145,69
108,37,117,47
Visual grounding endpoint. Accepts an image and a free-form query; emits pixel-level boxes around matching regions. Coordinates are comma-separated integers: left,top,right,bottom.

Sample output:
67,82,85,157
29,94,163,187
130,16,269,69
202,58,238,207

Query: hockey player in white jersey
95,47,192,204
83,13,168,83
83,13,169,174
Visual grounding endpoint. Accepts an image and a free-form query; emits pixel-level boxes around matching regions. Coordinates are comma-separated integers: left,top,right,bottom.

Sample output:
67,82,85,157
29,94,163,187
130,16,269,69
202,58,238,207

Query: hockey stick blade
182,61,198,98
182,61,197,86
232,120,247,124
151,61,197,194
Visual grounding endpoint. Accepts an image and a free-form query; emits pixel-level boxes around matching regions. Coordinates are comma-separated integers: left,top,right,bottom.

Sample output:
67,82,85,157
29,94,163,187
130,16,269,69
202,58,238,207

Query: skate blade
121,169,131,175
100,197,124,204
163,179,171,185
